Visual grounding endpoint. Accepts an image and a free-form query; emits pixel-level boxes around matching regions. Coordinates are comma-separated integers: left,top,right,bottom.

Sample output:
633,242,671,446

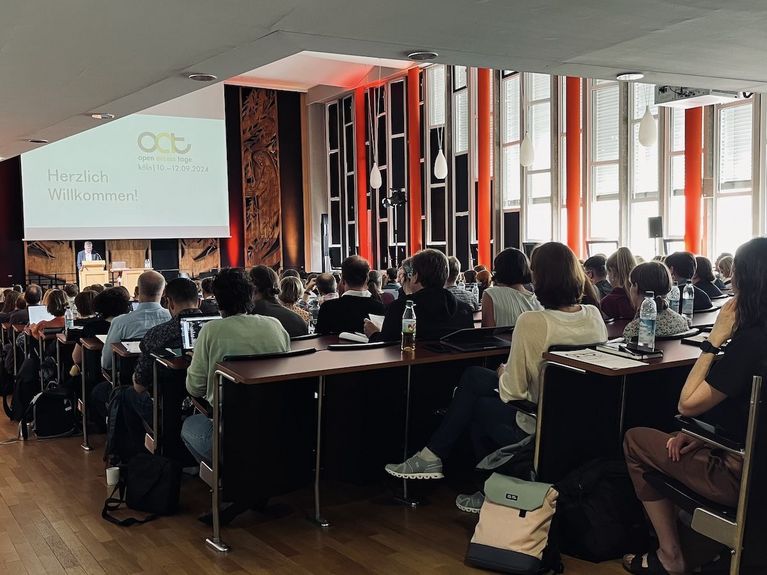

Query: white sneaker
384,453,444,479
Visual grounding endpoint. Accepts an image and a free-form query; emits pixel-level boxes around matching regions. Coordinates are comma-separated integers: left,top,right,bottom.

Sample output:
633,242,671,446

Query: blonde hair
606,247,637,289
717,255,734,280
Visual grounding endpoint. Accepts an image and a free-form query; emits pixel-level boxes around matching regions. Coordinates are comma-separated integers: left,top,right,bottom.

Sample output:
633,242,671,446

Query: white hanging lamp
433,127,448,180
370,163,382,189
368,84,383,190
520,131,535,168
638,105,657,147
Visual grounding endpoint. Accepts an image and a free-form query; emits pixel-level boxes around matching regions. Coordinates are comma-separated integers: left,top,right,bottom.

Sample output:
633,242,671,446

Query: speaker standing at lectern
77,241,103,271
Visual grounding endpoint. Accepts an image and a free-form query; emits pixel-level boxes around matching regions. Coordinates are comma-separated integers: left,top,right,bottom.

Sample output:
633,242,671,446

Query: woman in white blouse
481,248,542,327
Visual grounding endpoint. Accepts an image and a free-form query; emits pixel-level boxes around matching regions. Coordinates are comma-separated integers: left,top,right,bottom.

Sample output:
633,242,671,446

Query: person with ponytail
601,247,638,319
367,269,384,303
622,261,689,340
249,265,308,337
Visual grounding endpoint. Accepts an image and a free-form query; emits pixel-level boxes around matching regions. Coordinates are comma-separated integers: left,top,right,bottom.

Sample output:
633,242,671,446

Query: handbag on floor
102,454,181,526
466,473,563,574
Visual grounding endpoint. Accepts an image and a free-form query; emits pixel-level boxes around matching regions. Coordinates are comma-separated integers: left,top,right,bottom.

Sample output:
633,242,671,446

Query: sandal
623,551,685,575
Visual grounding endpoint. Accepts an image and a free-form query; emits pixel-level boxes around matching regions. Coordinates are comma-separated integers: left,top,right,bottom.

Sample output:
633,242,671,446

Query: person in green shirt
182,268,290,465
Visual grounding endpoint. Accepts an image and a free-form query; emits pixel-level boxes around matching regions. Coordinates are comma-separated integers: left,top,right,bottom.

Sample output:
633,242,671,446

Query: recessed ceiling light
187,73,217,82
90,113,116,120
26,138,49,144
407,51,439,62
616,72,645,82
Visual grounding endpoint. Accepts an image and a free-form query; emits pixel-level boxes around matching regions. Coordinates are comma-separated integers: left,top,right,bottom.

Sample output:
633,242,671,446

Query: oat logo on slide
137,132,191,154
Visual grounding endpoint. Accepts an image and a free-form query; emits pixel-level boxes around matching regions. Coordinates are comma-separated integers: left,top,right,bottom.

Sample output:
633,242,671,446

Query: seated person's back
249,265,308,337
693,256,724,299
666,251,713,311
10,284,42,325
622,261,690,339
199,277,220,315
600,248,637,319
366,250,474,342
316,255,386,334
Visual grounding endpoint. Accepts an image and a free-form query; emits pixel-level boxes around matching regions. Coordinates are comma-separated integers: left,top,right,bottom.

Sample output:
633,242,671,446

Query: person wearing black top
623,237,767,575
249,265,308,338
583,254,613,299
364,249,473,342
316,256,385,334
665,251,713,311
9,284,42,325
693,255,725,299
199,277,220,315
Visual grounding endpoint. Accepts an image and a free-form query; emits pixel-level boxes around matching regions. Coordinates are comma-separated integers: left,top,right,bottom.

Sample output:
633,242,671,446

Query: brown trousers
623,427,742,507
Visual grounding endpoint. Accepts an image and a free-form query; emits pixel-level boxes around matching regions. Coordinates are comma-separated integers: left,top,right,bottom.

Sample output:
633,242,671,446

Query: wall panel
25,241,75,283
107,240,150,269
179,238,220,277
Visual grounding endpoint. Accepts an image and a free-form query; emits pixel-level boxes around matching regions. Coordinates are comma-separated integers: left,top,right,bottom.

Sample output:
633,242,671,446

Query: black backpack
554,458,649,562
26,388,78,439
104,386,149,466
7,355,40,422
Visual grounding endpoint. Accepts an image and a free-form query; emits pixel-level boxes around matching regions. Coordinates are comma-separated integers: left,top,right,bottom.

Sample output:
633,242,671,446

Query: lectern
79,260,108,288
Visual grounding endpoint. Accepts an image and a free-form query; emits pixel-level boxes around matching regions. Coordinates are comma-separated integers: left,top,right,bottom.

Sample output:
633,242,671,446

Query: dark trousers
427,366,528,462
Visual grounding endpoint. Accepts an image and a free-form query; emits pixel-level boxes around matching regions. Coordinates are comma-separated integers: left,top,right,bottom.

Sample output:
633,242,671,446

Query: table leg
152,361,160,454
395,365,420,508
39,339,44,391
310,375,329,528
205,371,230,553
618,375,628,447
80,354,92,451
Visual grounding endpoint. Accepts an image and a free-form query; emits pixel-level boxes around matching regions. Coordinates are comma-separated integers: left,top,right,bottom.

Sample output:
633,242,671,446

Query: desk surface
56,333,77,345
80,337,104,352
543,339,702,377
12,324,25,334
112,342,140,358
217,342,508,385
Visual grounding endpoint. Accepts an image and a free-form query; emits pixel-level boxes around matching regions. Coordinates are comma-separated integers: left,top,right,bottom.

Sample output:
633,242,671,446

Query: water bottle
638,291,657,350
64,307,75,333
682,280,695,326
401,300,416,352
668,282,680,314
471,283,480,306
144,258,151,269
308,298,320,333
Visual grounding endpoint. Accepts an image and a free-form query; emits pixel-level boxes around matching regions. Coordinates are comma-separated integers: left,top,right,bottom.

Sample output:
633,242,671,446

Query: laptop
440,326,513,352
180,315,222,353
112,261,127,270
28,305,54,324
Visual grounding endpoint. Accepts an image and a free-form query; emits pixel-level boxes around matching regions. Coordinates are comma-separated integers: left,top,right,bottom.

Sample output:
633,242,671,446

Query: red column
407,67,423,255
354,87,372,261
477,68,491,267
685,107,703,254
565,77,582,257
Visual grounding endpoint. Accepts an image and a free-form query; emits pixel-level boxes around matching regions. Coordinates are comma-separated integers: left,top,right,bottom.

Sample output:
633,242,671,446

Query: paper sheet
368,314,385,330
96,334,107,344
549,349,647,370
121,341,142,354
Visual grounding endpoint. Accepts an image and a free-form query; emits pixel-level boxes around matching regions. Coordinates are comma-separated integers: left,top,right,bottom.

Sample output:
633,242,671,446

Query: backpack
8,355,40,422
475,435,536,481
554,458,649,562
25,388,78,439
104,386,149,466
466,473,563,575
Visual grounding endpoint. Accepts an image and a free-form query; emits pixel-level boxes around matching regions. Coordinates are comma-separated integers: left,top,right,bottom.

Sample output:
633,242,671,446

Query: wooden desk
55,332,77,385
79,337,104,451
205,342,510,552
111,342,141,388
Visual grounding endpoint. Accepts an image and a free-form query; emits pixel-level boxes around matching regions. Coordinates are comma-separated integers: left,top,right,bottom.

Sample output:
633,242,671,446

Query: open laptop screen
28,305,54,324
180,315,222,352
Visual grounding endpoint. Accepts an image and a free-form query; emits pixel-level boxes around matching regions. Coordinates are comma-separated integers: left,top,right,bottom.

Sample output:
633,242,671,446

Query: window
524,73,552,242
714,101,754,256
425,65,448,246
501,73,521,209
667,108,686,238
589,80,620,241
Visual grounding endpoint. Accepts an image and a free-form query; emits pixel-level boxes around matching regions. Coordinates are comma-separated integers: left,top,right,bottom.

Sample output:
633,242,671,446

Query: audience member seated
481,248,541,327
622,237,767,575
316,273,339,304
29,289,67,339
250,266,308,337
63,283,79,313
623,262,689,340
716,255,734,287
101,271,171,372
383,268,400,295
73,290,97,322
385,242,608,514
476,269,491,300
0,291,21,324
10,284,42,325
316,256,386,335
694,255,725,298
199,277,219,316
86,284,106,294
281,268,301,280
71,288,131,372
445,256,480,312
367,270,384,303
601,247,637,319
665,251,713,311
364,249,474,342
182,268,290,465
278,276,311,324
583,254,613,299
128,278,202,424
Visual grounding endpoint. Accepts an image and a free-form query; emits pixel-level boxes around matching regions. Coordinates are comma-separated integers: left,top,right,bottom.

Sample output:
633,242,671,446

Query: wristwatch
700,340,722,355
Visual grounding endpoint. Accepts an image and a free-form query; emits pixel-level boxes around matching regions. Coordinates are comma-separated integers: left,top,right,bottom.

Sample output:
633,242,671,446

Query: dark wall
0,158,26,284
277,91,306,271
150,239,180,280
222,84,245,268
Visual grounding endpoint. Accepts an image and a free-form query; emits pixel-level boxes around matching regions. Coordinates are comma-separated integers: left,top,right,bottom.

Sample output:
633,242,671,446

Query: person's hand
305,278,317,291
496,362,507,378
708,298,737,347
363,319,380,338
666,434,702,462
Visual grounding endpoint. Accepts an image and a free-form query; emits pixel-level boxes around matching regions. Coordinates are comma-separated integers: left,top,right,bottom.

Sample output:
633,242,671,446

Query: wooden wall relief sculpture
25,240,75,282
179,238,220,277
106,239,150,269
240,87,282,268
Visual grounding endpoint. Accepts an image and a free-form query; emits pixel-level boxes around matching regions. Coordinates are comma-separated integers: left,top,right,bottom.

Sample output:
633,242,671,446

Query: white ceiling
4,0,767,160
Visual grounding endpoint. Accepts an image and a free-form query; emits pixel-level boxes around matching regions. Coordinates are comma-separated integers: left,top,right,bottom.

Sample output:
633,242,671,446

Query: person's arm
498,313,547,403
678,299,736,417
72,343,83,366
185,328,209,400
132,332,155,393
481,292,495,327
365,301,402,342
101,319,121,370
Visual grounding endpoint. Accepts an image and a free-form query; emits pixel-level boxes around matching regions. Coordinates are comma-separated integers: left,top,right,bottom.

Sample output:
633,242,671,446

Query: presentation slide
21,113,229,240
